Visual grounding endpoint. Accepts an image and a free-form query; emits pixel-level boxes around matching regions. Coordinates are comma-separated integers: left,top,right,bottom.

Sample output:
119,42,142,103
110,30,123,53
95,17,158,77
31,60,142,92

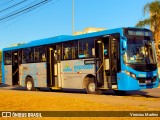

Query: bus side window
78,38,94,58
64,47,69,59
4,51,12,65
35,46,46,62
35,52,39,61
18,50,22,64
63,41,77,60
41,53,46,62
22,48,34,63
56,45,61,61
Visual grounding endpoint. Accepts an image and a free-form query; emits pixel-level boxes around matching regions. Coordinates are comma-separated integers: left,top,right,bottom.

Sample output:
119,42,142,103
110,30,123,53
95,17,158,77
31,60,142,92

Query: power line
0,0,14,7
0,0,60,26
0,0,27,13
0,0,53,22
0,0,39,16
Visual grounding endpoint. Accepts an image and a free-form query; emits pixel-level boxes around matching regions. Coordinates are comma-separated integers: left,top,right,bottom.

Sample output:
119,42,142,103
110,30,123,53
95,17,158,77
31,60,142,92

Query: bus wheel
25,77,35,91
86,78,96,94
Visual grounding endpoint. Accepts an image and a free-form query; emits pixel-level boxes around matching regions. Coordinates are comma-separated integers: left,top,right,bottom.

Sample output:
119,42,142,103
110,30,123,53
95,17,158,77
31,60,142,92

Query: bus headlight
125,71,130,75
131,73,136,79
125,71,136,79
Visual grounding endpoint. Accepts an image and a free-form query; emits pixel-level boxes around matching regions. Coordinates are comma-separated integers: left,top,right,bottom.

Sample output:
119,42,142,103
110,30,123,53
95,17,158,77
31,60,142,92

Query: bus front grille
137,77,156,84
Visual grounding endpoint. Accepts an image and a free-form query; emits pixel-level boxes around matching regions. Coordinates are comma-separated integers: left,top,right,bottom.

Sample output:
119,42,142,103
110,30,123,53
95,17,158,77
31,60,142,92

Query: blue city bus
1,27,159,94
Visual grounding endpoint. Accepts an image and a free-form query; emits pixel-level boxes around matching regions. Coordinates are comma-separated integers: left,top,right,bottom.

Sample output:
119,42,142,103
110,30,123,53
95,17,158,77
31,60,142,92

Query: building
73,27,106,35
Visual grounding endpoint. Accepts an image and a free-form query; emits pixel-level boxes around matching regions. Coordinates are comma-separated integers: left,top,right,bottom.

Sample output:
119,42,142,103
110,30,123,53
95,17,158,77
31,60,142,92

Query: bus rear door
12,51,19,85
47,45,61,89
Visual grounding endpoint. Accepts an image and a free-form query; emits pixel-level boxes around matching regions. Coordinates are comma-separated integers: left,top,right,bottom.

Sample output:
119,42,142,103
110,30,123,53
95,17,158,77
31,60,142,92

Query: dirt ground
0,87,160,120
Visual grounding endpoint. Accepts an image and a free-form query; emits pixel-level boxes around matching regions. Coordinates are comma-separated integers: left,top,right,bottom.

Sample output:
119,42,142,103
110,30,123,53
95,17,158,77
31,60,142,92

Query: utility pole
72,0,74,35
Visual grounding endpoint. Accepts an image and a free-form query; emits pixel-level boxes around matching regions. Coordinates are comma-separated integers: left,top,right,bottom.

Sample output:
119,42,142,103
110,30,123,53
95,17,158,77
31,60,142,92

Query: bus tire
25,77,35,91
114,90,126,95
86,78,96,94
35,87,40,91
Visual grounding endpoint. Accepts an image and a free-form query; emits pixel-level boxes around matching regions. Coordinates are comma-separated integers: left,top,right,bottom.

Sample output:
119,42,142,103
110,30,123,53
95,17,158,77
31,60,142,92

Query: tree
136,0,160,50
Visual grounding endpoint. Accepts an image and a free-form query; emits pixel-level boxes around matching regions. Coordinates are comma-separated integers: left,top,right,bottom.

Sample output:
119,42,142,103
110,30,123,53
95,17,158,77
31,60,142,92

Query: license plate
145,80,151,84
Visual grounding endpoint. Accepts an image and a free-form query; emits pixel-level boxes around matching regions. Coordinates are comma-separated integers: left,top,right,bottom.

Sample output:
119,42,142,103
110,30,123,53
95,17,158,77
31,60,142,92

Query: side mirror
122,39,127,50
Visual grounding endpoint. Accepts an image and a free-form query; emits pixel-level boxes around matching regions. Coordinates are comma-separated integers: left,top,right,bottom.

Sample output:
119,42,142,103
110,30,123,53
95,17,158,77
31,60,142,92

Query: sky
0,0,154,50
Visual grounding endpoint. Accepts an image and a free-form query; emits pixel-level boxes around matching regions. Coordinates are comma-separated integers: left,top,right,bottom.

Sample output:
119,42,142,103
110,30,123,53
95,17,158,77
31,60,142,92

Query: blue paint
1,51,5,84
117,64,159,91
117,72,159,91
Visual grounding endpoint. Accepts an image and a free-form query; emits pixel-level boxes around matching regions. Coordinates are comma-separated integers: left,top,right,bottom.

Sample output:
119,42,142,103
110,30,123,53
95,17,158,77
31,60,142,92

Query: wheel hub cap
27,81,32,90
88,83,95,92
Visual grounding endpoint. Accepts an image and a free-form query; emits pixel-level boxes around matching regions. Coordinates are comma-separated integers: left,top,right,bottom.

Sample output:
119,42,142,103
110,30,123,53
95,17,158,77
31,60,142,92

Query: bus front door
95,35,119,89
109,34,119,89
95,37,111,89
110,36,117,89
47,45,61,89
12,51,19,85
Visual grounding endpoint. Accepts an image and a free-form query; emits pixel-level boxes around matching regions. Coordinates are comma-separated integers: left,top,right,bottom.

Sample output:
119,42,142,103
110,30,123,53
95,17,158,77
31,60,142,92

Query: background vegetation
136,0,160,53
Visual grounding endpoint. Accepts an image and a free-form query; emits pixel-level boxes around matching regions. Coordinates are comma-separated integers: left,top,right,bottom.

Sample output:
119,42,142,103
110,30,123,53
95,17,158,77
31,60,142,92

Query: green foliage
136,0,160,51
136,0,160,31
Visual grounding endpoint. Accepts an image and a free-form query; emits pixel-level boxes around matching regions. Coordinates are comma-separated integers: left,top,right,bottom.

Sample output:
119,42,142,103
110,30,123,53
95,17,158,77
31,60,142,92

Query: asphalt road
127,87,160,98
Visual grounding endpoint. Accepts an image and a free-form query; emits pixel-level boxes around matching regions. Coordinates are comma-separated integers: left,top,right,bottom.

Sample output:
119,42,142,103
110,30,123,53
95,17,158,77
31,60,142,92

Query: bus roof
2,27,148,51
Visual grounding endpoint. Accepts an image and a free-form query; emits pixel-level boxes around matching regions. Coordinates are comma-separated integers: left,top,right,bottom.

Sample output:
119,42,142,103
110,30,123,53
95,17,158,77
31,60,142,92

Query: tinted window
22,48,34,63
63,41,77,60
35,46,46,62
4,51,12,65
18,50,22,64
78,38,94,58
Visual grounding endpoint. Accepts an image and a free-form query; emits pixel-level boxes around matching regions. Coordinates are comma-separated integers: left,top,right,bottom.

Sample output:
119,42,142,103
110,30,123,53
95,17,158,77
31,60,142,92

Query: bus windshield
124,39,156,64
123,28,156,64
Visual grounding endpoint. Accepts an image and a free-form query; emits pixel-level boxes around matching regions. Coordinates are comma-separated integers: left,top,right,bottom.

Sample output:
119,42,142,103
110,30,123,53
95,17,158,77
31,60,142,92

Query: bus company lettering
63,63,72,72
74,65,93,72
